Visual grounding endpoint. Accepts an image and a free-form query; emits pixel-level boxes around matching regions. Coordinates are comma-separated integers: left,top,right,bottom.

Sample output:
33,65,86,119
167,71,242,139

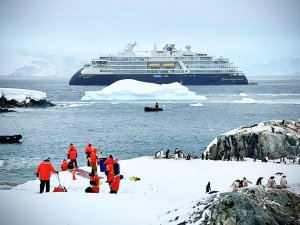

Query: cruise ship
69,43,248,85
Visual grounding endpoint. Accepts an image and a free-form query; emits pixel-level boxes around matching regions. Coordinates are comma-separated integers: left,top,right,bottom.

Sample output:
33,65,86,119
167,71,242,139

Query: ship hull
69,69,248,85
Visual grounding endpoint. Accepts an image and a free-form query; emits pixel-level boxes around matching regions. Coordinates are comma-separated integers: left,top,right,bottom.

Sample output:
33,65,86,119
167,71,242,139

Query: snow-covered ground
0,157,299,225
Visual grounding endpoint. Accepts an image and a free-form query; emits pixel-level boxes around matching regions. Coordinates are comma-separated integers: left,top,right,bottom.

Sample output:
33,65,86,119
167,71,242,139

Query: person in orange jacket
61,159,68,171
68,143,78,168
89,148,98,174
85,143,93,166
110,174,121,194
85,173,100,193
104,155,117,184
36,157,58,193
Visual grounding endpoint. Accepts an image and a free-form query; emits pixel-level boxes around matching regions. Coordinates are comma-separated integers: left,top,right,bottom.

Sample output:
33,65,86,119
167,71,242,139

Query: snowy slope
0,157,299,225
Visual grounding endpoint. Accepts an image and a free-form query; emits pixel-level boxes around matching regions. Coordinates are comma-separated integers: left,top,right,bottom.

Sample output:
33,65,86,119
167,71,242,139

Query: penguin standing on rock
231,180,240,192
267,176,276,188
206,182,211,193
242,177,252,187
280,175,287,188
256,177,263,185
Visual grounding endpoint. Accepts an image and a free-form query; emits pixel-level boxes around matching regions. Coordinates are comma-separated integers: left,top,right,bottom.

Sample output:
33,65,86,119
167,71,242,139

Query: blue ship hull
69,68,248,85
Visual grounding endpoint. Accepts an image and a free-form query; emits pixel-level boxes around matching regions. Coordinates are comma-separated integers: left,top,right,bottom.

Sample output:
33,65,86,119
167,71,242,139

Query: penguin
206,182,211,193
242,177,252,187
280,175,287,188
256,177,263,185
231,180,240,192
267,176,276,188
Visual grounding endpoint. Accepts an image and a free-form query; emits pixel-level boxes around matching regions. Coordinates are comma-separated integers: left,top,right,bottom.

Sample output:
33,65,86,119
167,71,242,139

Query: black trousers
40,180,50,193
86,153,91,166
70,159,78,168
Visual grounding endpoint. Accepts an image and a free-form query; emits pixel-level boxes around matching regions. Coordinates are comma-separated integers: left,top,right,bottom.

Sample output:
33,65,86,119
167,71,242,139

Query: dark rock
208,120,300,160
0,108,16,113
0,95,55,108
160,188,300,225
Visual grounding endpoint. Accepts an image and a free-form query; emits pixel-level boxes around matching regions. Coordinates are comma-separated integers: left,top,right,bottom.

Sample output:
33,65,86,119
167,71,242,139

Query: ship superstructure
69,43,248,85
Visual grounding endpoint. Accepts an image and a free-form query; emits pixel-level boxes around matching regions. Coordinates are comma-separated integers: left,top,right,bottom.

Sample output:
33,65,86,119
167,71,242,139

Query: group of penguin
206,172,288,194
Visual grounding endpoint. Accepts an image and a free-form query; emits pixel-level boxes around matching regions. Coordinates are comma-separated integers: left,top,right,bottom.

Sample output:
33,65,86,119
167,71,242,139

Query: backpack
113,162,120,175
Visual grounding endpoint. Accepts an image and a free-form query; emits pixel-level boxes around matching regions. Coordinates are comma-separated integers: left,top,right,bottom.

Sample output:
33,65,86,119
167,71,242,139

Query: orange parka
68,145,78,160
61,160,68,171
110,175,121,193
89,148,98,163
36,160,57,180
85,145,92,155
89,174,100,193
104,158,117,183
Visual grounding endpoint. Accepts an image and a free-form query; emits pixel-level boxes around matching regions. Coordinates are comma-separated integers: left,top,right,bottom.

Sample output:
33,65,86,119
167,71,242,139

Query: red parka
91,186,99,193
36,160,57,180
110,175,121,193
89,174,100,193
89,148,98,163
85,145,92,154
90,174,100,186
61,160,68,171
68,145,78,160
104,158,117,183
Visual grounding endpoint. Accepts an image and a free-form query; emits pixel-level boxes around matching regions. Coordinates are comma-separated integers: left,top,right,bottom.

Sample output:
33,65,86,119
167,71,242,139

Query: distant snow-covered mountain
9,59,82,77
0,49,85,77
238,56,300,77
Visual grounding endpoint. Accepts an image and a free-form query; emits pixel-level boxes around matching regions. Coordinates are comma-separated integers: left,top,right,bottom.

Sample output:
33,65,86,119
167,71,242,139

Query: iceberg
81,79,207,101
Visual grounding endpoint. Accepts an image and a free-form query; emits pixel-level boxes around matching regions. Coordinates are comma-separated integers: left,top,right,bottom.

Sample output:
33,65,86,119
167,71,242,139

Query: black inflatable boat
0,134,22,143
144,107,163,112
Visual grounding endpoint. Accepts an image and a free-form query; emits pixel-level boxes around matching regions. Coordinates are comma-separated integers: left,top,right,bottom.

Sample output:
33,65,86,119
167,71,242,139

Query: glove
35,173,39,177
56,171,59,174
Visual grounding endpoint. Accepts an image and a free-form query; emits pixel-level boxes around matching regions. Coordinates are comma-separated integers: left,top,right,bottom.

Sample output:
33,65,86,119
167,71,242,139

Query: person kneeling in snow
36,157,58,193
109,174,121,194
61,159,68,171
85,173,100,193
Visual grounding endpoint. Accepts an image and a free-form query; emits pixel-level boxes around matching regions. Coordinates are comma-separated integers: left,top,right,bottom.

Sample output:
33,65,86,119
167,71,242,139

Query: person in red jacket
68,143,78,168
110,174,121,194
104,155,117,184
89,148,98,174
61,159,68,171
85,143,93,166
85,173,100,193
36,157,58,193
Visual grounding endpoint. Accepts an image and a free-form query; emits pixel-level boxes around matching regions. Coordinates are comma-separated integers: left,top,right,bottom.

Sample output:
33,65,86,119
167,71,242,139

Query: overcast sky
0,0,299,66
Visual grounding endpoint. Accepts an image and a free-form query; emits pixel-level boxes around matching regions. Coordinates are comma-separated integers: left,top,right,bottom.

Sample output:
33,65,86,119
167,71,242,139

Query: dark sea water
0,76,300,189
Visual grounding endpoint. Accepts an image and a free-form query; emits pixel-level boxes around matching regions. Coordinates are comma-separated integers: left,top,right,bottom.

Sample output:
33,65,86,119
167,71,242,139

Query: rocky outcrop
0,96,55,108
160,187,300,225
207,120,300,160
0,108,16,113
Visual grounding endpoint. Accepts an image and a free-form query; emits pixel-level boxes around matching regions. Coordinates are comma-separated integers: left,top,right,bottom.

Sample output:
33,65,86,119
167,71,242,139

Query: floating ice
232,97,257,104
0,88,46,102
240,93,248,96
190,103,204,107
81,79,207,101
